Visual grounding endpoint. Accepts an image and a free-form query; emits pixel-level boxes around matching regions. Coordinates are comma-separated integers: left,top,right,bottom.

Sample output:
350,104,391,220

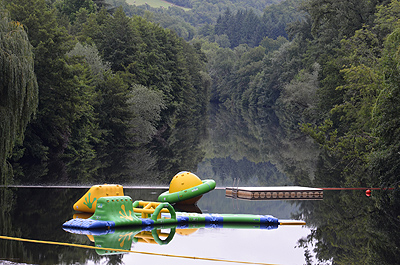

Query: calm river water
2,185,395,265
2,103,400,265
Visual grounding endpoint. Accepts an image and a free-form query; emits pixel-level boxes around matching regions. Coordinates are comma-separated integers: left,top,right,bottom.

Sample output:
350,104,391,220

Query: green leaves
369,26,400,187
213,1,303,49
128,84,165,144
1,0,212,183
57,0,96,22
0,7,38,184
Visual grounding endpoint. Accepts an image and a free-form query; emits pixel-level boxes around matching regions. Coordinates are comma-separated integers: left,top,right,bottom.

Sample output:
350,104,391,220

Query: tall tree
94,7,141,72
57,0,96,22
371,27,400,188
94,72,134,180
0,5,38,184
6,0,100,182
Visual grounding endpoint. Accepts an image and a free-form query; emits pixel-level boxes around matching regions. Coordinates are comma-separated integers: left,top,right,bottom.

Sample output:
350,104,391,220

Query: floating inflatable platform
63,184,305,231
73,184,124,213
62,196,300,230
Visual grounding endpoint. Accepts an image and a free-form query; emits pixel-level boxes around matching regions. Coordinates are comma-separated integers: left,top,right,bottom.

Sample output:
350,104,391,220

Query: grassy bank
125,0,190,11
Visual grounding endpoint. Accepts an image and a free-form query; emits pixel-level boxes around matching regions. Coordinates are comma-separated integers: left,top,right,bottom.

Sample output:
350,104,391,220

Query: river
1,103,399,265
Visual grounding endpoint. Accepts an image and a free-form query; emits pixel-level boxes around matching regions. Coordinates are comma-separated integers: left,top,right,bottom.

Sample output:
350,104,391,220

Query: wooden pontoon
226,186,323,200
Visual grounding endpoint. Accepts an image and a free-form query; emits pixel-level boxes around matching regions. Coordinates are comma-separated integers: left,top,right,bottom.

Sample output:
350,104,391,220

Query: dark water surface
3,71,400,265
0,186,310,265
1,186,400,265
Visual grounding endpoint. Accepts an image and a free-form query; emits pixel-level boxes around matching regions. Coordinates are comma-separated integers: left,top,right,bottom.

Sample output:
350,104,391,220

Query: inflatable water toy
158,171,216,204
63,194,305,230
73,184,123,213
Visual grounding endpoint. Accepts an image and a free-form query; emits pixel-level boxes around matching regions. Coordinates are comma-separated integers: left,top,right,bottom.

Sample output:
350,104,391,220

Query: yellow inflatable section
73,184,124,213
169,171,203,193
158,171,216,204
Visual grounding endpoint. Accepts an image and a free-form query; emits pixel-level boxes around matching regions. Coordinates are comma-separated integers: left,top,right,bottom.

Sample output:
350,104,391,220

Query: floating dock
226,186,323,200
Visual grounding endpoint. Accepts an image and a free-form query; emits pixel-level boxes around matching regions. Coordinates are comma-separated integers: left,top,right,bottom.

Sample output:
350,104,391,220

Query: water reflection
196,102,320,187
0,187,303,264
294,164,400,265
2,185,399,264
0,188,93,264
63,226,176,255
63,221,281,255
2,98,400,264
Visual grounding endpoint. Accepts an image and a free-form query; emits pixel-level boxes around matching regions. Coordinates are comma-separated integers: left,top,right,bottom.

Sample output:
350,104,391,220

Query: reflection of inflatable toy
62,224,186,254
63,184,305,231
64,218,308,255
158,171,216,204
134,227,175,245
176,227,199,236
64,226,161,255
64,220,293,255
73,184,124,213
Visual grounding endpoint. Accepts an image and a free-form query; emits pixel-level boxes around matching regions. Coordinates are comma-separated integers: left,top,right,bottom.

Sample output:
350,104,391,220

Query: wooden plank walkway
226,186,323,200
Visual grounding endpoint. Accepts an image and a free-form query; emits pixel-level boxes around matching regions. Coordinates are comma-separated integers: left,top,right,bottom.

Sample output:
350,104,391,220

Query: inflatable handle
132,200,141,209
151,227,176,245
151,203,176,221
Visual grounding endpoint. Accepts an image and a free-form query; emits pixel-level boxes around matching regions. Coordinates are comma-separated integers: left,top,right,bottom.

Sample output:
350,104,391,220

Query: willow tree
0,8,38,184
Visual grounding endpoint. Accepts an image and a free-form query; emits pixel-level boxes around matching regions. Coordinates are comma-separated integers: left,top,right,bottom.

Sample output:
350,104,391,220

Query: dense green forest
1,0,209,184
2,0,400,192
2,0,400,263
192,0,400,191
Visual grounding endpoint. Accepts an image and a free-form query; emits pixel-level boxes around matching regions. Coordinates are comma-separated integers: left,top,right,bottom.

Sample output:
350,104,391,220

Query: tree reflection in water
295,156,400,265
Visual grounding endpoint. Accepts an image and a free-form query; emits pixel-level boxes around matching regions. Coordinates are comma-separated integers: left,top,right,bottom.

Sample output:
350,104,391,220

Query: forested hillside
186,0,400,190
2,0,400,193
1,0,209,184
0,8,38,185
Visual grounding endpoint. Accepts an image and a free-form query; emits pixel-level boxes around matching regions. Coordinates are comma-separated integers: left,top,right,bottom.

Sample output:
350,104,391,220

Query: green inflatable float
158,171,216,204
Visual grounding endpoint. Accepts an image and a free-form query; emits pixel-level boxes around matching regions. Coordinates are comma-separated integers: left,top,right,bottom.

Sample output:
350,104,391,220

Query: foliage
370,26,400,188
111,0,296,43
214,9,265,48
66,42,111,83
211,0,304,48
128,84,165,144
3,0,400,194
276,62,320,129
2,0,210,183
3,0,400,261
0,5,38,184
93,72,134,181
57,0,97,22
